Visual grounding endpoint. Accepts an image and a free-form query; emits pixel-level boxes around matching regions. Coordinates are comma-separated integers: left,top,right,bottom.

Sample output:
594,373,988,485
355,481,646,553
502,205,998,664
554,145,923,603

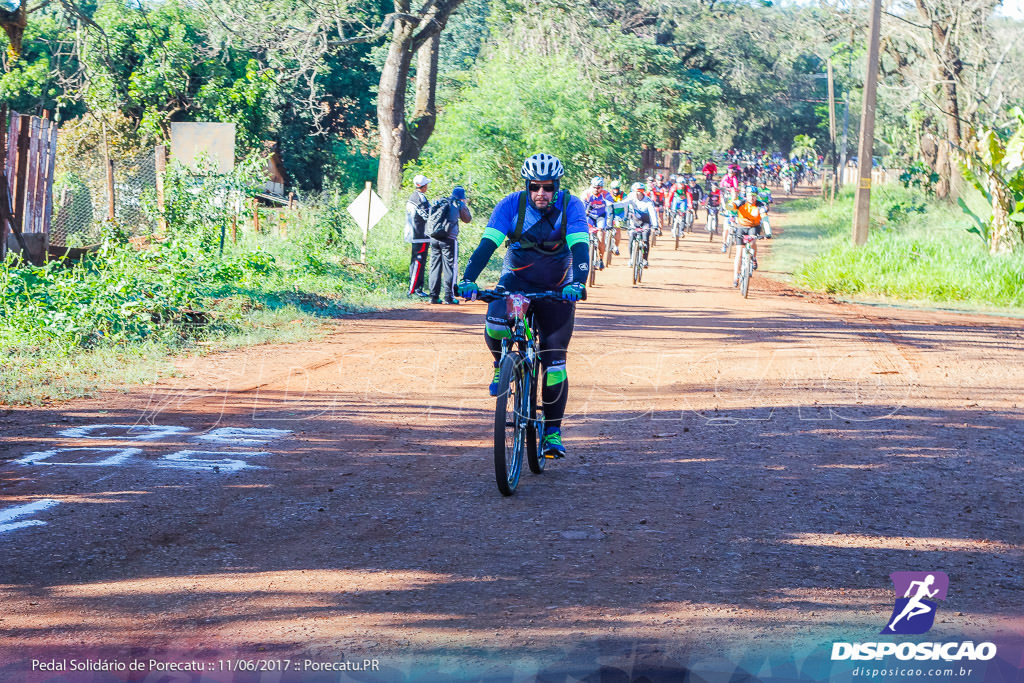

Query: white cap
413,174,431,187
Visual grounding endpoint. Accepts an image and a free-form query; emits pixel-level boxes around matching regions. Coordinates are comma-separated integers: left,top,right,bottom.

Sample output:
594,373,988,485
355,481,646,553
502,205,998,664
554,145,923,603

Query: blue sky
997,0,1024,19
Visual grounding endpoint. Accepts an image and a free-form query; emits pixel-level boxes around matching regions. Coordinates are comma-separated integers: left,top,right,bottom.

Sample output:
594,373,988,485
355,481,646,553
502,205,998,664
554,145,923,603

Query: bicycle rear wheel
525,364,545,474
493,354,526,496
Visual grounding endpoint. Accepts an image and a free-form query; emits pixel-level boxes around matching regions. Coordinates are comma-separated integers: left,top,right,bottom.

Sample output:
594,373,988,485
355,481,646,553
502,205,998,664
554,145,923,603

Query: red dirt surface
1,190,1022,680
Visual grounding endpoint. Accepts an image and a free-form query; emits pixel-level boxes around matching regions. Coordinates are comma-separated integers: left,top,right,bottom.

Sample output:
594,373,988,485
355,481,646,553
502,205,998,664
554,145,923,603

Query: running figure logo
881,571,950,635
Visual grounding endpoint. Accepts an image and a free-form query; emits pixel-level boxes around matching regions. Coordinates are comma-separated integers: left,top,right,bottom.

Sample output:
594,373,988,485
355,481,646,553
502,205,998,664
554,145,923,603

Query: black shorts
732,224,763,242
485,272,576,370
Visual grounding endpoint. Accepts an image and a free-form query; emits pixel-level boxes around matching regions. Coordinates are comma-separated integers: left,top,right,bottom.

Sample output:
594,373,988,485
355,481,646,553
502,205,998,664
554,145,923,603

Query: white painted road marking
194,427,292,445
156,451,268,473
16,447,143,467
58,424,191,440
0,499,60,535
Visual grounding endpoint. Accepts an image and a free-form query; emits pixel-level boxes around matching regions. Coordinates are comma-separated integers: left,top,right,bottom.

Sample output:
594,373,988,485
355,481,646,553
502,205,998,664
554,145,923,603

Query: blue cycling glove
561,282,585,302
457,280,479,300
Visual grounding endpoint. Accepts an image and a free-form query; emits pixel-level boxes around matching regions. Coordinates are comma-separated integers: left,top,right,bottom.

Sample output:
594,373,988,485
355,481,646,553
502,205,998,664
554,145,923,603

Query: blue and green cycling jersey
463,189,590,289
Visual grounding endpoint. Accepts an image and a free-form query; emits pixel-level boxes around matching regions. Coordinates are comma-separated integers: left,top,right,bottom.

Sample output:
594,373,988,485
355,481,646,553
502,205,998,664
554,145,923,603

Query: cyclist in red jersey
648,180,667,233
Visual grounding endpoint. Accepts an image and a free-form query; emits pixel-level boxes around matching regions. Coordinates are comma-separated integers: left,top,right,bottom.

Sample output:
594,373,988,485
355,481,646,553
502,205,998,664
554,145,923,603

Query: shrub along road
1,196,1022,679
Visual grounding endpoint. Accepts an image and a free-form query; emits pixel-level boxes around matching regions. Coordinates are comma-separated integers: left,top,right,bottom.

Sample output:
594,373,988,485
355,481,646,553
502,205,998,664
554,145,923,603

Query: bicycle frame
499,293,538,363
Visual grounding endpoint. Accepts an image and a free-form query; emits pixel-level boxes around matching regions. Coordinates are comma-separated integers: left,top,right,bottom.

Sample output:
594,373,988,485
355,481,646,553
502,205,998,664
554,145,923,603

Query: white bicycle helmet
591,176,604,187
521,153,565,181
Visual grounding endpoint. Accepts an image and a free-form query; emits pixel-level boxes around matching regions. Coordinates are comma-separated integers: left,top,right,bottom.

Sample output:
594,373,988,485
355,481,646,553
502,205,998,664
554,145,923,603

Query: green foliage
0,157,409,370
157,153,266,250
957,107,1024,251
899,161,939,195
412,45,643,208
885,200,926,225
791,134,818,159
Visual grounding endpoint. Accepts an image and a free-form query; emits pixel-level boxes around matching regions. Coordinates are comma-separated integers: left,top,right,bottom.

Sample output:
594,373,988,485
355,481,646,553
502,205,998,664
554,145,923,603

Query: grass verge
764,184,1024,315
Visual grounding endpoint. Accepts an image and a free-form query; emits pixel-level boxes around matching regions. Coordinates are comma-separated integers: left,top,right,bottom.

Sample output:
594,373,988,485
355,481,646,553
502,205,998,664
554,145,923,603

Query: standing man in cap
429,185,472,304
405,174,432,298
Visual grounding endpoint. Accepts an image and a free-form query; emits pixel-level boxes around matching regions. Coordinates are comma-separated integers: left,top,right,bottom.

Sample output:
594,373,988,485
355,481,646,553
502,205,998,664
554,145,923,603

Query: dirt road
2,196,1023,681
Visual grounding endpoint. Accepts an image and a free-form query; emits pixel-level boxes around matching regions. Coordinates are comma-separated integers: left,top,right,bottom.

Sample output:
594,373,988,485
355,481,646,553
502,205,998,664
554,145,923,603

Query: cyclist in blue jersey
582,176,615,269
456,153,589,458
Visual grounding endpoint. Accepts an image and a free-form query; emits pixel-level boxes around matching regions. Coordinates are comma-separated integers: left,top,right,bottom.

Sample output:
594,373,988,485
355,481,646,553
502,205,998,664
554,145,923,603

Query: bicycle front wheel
494,354,527,496
630,241,638,284
589,241,598,286
740,249,751,298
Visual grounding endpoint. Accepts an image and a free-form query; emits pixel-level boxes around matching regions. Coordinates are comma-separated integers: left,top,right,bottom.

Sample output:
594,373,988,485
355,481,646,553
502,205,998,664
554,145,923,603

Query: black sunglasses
528,182,555,192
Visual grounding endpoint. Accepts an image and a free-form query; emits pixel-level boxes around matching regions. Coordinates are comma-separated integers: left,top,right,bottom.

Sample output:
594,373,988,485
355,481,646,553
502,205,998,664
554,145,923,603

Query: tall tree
376,0,465,201
1,0,26,57
882,0,1002,198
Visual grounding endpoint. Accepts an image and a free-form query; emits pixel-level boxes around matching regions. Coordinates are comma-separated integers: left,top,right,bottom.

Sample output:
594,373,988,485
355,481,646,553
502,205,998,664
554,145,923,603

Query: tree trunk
408,30,440,158
1,0,27,59
376,15,417,203
375,1,465,203
915,1,964,201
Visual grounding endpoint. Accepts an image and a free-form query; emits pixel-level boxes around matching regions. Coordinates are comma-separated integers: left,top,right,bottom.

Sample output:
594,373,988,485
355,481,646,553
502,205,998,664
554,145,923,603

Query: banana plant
957,107,1024,254
790,134,818,160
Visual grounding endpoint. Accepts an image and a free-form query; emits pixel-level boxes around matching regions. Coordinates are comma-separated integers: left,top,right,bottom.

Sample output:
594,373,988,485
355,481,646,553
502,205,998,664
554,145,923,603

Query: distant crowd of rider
580,150,821,284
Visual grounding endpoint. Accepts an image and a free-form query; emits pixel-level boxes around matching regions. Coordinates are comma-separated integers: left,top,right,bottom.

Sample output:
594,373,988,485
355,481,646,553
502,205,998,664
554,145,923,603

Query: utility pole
827,58,838,202
838,26,855,188
852,0,882,246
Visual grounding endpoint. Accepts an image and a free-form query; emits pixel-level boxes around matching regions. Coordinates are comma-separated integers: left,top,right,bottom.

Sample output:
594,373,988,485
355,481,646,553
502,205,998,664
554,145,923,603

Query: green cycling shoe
542,427,566,459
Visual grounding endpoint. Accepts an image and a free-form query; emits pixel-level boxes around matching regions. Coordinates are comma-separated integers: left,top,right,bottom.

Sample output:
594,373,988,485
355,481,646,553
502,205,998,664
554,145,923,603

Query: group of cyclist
454,151,811,461
577,156,789,286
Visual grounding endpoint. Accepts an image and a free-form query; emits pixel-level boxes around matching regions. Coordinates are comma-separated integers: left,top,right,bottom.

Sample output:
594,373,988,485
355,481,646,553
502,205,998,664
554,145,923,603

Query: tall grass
769,185,1024,311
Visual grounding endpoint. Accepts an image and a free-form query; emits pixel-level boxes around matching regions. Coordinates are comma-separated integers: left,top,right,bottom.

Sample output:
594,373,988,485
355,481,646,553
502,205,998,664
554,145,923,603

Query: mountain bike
684,202,696,234
627,219,648,286
588,227,601,286
672,208,686,250
471,288,576,496
604,220,617,267
722,216,738,257
705,205,719,241
737,233,765,298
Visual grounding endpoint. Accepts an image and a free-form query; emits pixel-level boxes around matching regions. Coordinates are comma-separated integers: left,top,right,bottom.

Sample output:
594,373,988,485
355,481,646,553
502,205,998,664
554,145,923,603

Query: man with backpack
405,175,432,298
427,186,472,304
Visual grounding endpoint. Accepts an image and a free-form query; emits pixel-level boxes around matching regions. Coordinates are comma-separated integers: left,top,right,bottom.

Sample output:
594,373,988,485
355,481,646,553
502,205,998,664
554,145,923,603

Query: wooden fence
2,109,59,262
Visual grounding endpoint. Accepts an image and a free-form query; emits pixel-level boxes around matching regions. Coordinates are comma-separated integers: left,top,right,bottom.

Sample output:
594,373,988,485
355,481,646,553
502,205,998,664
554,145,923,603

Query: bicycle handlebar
467,288,587,303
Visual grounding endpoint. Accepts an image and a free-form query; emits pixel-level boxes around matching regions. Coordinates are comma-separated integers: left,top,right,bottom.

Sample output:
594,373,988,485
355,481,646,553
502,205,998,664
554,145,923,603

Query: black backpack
506,191,571,251
426,197,454,240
